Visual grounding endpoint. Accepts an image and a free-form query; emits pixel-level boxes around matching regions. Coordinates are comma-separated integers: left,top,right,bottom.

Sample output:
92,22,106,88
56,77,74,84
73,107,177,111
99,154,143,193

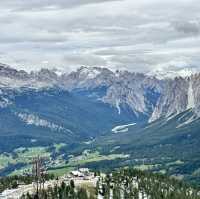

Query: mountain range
0,63,200,183
1,63,200,122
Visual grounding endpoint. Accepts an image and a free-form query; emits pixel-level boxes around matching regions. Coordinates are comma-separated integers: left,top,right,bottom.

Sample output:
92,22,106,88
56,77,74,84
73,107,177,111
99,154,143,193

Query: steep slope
150,77,189,121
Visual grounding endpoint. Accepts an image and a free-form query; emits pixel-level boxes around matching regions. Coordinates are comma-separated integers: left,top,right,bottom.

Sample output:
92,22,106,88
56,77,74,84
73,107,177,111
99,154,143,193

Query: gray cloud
0,0,123,11
63,53,107,68
172,20,200,35
0,0,200,74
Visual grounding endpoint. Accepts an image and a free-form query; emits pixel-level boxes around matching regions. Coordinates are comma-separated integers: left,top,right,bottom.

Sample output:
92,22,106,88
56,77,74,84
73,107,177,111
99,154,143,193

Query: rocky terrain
1,63,200,123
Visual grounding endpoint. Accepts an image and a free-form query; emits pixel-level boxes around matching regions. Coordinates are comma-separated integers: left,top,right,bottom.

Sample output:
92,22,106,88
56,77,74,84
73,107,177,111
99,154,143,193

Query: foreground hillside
1,168,200,199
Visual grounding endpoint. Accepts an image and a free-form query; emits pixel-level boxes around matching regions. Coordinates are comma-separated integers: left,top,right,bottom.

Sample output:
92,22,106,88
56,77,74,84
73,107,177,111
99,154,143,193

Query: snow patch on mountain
112,123,136,133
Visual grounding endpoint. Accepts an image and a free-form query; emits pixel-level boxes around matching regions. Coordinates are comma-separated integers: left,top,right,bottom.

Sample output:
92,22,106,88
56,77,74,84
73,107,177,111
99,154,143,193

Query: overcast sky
0,0,200,73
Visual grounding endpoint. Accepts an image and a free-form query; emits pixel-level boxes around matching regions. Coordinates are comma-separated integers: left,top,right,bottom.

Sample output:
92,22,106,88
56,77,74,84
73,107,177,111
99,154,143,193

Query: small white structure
70,170,84,177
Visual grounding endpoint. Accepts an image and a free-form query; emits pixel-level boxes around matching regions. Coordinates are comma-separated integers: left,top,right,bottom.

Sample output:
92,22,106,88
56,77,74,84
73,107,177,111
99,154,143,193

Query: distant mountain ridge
1,63,200,123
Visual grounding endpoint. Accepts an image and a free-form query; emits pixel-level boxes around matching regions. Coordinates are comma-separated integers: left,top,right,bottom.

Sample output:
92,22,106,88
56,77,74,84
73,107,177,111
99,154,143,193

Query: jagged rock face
0,64,56,88
191,74,200,115
103,72,161,116
1,63,200,123
150,74,200,122
59,66,115,90
31,68,58,84
0,64,28,79
150,77,189,122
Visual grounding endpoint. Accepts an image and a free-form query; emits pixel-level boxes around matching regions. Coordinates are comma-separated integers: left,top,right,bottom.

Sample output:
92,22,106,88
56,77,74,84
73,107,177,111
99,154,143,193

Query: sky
0,0,200,74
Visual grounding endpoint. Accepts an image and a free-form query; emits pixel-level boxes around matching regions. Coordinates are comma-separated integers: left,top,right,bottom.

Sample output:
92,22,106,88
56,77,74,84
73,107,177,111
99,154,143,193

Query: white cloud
0,0,200,73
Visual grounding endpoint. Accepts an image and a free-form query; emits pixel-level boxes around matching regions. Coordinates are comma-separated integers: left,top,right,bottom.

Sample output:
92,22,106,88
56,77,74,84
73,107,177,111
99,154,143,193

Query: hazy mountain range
0,63,199,123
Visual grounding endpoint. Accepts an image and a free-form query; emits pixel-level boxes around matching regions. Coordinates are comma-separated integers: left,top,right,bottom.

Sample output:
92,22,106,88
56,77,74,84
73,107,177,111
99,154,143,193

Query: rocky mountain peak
31,68,58,83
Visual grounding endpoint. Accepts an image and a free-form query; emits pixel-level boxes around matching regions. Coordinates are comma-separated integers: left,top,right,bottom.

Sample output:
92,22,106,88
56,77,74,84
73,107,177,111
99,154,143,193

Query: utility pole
32,156,46,199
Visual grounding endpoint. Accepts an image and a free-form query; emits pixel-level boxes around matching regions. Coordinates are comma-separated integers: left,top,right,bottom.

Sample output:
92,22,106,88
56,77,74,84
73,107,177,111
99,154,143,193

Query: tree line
97,168,200,199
